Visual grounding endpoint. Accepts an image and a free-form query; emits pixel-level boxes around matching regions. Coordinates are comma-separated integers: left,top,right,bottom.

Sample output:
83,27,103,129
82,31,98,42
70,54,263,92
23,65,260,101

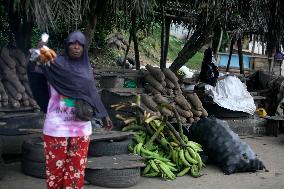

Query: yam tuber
175,105,192,118
201,107,208,118
144,84,160,95
162,68,178,82
141,94,158,112
0,81,5,93
193,117,200,122
184,93,203,109
144,74,164,93
165,88,173,96
22,82,33,97
191,109,202,117
145,64,165,81
188,117,195,124
153,93,170,104
3,81,22,100
22,100,30,107
8,96,20,108
174,95,191,110
165,78,175,89
9,48,27,66
1,47,16,69
160,107,173,117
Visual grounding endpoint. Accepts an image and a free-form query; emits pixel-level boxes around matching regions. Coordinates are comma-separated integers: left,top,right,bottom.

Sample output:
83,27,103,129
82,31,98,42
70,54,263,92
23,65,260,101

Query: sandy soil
1,135,284,189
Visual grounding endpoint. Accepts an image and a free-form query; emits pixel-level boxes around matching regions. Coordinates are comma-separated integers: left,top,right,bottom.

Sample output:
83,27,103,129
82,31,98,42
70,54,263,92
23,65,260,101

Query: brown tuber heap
143,64,207,125
0,47,39,110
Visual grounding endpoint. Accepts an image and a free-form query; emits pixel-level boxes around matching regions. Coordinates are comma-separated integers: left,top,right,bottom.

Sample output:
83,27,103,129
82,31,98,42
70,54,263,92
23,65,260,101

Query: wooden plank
264,116,284,121
0,112,40,119
182,77,198,84
18,128,42,133
17,129,133,140
253,96,267,100
94,68,140,73
96,73,144,78
0,107,34,112
103,88,144,94
86,154,145,170
90,129,133,142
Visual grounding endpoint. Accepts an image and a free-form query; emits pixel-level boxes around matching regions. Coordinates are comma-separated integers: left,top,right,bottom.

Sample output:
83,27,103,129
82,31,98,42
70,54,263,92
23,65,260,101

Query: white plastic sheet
205,76,256,115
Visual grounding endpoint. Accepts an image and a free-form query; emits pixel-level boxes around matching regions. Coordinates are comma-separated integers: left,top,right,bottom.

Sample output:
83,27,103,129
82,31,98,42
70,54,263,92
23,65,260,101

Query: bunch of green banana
143,157,177,180
132,143,169,161
113,102,205,179
132,131,147,144
168,140,204,177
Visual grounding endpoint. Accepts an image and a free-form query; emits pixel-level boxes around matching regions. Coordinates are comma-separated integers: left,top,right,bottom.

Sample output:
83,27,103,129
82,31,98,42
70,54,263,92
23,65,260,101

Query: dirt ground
1,135,284,189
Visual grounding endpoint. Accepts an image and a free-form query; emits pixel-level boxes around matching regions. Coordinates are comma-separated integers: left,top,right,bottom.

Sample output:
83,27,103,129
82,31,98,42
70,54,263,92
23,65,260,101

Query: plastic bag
185,117,266,174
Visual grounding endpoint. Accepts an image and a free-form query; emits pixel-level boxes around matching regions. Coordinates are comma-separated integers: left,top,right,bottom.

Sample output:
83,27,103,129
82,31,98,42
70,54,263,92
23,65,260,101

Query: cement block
222,116,267,136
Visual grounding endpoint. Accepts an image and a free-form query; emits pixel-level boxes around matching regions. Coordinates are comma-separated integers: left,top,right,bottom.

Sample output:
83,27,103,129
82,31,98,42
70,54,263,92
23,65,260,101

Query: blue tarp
218,54,250,69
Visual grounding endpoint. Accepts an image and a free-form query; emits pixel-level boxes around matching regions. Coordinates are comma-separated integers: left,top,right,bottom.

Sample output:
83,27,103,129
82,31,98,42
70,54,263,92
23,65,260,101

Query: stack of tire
86,134,143,188
0,138,5,180
21,136,46,178
21,132,143,188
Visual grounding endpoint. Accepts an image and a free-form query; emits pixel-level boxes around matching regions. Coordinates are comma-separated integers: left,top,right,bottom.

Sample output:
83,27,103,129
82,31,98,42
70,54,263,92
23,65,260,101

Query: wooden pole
122,30,132,69
160,4,165,68
216,29,223,55
226,38,235,72
131,12,140,70
237,38,244,74
162,18,171,68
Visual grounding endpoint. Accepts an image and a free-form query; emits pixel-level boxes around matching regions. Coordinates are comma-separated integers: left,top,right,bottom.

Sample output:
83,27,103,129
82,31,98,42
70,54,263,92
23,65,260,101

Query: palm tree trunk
169,17,215,72
6,0,33,52
84,0,98,49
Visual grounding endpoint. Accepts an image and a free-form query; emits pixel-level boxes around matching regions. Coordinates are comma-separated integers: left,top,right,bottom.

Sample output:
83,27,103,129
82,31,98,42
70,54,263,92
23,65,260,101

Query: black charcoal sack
186,117,266,174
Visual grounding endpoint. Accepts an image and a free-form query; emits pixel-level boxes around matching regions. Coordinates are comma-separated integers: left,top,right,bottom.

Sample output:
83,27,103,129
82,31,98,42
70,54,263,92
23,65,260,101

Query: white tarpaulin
205,76,256,115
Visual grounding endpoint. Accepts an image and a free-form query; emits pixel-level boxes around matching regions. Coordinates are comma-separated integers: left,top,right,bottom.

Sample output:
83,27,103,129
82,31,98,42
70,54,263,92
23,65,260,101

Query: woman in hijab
199,48,219,86
33,31,112,189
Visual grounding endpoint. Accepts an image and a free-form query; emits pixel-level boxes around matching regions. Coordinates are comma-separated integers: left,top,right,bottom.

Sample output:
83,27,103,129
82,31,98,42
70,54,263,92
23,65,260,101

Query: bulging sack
186,117,266,174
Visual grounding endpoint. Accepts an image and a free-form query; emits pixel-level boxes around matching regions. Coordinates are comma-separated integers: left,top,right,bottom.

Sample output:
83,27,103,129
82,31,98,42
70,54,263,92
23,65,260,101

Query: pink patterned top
43,85,92,137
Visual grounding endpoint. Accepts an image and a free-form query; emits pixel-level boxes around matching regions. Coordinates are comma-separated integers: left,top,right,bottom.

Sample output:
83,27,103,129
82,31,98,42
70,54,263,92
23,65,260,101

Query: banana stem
136,95,141,107
144,123,169,151
171,106,185,141
144,123,165,149
165,121,186,147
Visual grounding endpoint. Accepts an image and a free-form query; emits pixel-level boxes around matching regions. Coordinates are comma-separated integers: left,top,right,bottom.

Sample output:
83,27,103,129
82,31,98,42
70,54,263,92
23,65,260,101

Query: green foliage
0,5,9,47
168,37,185,61
220,32,230,53
90,46,119,68
139,26,161,64
31,27,42,47
185,52,203,70
137,25,203,70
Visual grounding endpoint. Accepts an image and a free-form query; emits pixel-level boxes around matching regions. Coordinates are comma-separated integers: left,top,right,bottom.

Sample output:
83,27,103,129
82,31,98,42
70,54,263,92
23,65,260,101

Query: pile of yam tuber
141,64,207,125
0,47,39,110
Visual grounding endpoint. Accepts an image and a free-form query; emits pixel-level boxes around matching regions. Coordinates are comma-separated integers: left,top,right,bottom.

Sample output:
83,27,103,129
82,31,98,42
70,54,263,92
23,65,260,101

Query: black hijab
41,31,108,118
199,48,219,86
